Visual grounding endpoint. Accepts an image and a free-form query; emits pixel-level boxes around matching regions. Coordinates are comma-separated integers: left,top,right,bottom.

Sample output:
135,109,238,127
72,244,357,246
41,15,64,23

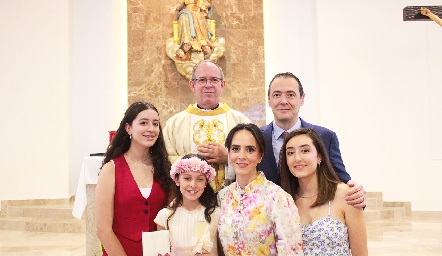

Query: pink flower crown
170,157,216,182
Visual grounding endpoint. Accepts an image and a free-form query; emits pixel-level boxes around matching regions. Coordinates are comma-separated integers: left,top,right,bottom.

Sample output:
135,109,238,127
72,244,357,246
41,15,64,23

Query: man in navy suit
258,72,366,207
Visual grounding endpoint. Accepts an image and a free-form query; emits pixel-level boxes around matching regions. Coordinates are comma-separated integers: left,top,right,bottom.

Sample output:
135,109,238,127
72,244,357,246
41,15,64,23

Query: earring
129,134,132,140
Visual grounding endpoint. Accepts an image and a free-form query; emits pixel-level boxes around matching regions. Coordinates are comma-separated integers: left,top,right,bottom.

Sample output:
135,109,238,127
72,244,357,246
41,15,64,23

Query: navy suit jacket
258,118,351,185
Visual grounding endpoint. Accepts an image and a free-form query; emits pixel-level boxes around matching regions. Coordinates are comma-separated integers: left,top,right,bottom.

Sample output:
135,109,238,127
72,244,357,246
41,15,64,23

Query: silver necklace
125,153,149,167
296,192,317,199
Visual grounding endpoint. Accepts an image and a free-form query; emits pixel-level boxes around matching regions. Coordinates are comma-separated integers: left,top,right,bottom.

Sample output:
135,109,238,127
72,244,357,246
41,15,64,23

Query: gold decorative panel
128,0,265,126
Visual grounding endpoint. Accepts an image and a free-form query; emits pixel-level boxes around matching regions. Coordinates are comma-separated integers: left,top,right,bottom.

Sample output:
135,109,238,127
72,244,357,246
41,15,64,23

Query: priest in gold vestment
164,61,251,191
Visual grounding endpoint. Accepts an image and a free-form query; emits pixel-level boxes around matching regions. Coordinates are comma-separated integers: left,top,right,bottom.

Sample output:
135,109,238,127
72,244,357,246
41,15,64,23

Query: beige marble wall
86,185,100,256
128,0,266,126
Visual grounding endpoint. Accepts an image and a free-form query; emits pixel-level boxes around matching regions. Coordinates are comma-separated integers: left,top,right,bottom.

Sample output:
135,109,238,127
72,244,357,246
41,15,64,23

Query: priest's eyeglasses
193,77,223,86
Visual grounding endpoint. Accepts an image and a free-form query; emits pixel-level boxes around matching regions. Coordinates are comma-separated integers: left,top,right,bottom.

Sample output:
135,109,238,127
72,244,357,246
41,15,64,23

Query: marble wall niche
127,0,266,126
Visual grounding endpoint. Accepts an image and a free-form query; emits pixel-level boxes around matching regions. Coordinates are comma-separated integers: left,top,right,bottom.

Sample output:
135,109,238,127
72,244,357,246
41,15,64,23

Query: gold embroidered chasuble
163,103,251,191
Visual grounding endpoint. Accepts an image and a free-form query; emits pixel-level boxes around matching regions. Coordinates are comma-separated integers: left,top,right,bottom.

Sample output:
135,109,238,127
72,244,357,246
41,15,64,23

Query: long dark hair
279,128,340,208
166,154,217,229
102,102,172,193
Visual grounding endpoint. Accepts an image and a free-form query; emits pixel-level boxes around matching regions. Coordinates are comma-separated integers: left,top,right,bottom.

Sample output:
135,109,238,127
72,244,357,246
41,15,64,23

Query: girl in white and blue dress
154,154,219,256
279,128,368,256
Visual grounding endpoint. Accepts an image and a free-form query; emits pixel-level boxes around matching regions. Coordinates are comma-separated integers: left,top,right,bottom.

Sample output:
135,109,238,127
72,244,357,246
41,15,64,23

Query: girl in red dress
95,102,173,256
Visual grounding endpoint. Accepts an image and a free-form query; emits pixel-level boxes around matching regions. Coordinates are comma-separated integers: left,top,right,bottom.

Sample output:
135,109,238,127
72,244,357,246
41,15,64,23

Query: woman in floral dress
217,123,304,255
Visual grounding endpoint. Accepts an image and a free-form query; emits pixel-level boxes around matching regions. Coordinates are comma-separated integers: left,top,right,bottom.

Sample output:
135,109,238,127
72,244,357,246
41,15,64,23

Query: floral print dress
302,201,351,255
218,172,304,255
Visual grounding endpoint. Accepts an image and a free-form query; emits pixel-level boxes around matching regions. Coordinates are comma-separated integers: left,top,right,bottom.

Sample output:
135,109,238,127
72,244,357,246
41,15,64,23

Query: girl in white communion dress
155,154,219,256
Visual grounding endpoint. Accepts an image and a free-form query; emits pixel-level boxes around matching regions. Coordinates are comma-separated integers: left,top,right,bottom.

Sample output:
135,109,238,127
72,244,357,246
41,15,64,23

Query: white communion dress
155,206,220,256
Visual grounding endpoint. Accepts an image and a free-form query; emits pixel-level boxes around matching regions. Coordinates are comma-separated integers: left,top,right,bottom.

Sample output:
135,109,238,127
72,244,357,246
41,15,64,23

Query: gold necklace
125,153,149,167
296,192,317,199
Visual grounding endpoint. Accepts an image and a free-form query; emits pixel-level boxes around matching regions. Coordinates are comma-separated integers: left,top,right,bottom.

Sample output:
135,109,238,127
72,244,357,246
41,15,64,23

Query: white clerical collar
194,102,222,111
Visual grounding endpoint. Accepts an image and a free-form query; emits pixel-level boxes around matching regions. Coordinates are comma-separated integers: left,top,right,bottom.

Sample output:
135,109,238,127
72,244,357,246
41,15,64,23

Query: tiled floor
0,216,441,255
0,231,85,256
367,216,442,255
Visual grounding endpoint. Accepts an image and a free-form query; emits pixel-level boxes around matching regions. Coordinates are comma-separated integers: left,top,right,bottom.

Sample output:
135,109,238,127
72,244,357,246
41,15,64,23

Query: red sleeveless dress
103,154,168,256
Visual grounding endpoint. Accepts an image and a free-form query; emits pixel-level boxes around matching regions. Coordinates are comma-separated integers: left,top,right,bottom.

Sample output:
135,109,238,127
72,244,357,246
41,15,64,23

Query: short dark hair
267,72,304,97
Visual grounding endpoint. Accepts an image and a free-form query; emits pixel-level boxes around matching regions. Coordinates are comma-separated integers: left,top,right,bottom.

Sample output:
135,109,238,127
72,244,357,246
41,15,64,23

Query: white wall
0,0,127,210
265,0,442,211
0,0,70,203
316,0,442,211
70,0,127,196
263,0,320,124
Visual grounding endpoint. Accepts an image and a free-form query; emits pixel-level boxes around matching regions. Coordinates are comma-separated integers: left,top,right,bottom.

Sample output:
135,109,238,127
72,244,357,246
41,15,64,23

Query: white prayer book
142,230,170,256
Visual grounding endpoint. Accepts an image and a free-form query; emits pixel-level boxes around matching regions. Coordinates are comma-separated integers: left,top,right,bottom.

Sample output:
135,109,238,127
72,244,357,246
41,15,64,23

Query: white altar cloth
72,156,104,219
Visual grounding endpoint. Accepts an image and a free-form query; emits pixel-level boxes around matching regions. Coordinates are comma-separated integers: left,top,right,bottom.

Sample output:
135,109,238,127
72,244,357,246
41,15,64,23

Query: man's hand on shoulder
345,180,366,209
197,143,228,165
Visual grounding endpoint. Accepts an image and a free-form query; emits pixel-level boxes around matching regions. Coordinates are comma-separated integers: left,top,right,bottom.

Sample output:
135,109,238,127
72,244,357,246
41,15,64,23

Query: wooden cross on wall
403,6,442,21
